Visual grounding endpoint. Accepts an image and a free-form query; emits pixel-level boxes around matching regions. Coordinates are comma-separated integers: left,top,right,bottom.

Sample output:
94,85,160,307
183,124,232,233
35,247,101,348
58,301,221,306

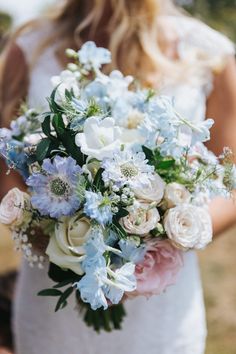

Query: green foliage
81,302,127,332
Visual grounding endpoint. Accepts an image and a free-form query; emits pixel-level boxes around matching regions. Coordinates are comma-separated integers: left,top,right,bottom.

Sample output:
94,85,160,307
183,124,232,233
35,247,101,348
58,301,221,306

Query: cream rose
0,188,31,227
164,182,191,208
164,204,213,250
46,215,91,275
133,173,165,203
120,202,160,236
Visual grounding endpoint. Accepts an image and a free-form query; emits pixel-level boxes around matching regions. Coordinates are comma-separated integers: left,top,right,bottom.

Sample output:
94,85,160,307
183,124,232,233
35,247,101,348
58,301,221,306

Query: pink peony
132,240,184,297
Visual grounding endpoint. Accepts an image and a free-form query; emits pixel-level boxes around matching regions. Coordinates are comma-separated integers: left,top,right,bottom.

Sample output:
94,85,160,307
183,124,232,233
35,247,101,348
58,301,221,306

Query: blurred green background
183,0,236,42
0,1,236,353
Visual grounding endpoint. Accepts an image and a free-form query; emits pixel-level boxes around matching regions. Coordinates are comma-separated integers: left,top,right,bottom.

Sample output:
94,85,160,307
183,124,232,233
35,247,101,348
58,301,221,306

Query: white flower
46,215,91,275
0,188,31,227
75,116,121,160
120,202,160,236
133,173,165,203
164,183,191,208
164,204,213,250
102,149,154,189
23,133,45,145
51,70,80,102
78,41,111,71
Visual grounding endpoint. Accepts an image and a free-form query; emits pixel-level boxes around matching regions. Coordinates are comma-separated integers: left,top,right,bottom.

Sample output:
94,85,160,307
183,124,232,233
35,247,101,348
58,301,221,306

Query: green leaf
52,114,65,136
157,159,175,170
111,221,128,239
142,145,154,161
53,279,75,289
55,286,74,312
38,288,62,297
48,87,63,113
42,115,52,137
60,130,85,165
93,168,105,190
48,263,79,283
116,208,129,219
36,138,51,161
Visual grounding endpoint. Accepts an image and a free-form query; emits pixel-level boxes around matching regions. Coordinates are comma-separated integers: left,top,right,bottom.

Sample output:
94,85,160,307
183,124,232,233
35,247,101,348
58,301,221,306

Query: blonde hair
16,0,185,85
0,0,224,125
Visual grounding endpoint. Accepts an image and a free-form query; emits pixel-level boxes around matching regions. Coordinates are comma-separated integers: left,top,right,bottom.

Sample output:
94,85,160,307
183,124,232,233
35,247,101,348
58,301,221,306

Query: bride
1,1,236,353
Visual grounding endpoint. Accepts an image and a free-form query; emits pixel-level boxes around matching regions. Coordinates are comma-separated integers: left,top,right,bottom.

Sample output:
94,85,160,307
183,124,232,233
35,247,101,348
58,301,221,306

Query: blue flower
104,263,136,304
27,156,82,218
83,228,107,259
75,266,109,310
10,115,29,137
0,128,12,157
78,41,111,71
7,140,29,179
84,191,113,225
119,239,146,264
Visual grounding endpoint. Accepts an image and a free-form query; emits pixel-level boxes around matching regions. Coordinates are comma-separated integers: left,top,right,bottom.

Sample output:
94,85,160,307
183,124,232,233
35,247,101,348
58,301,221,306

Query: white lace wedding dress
13,16,235,354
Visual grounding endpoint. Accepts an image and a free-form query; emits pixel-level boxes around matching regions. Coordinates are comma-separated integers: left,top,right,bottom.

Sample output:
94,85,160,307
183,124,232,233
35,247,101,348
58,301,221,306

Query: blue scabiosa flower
78,41,111,71
27,156,82,218
84,191,113,226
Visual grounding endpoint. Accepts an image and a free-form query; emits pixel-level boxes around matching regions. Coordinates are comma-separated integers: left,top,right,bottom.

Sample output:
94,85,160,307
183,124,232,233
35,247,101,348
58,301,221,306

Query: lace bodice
14,16,235,354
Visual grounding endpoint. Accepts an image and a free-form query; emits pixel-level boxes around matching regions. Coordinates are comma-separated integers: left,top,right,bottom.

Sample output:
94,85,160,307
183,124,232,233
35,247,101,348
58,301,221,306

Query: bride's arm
206,56,236,235
0,42,29,199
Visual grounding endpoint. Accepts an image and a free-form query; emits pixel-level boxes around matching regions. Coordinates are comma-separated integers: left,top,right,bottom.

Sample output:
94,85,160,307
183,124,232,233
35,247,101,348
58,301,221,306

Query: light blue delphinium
84,191,114,226
104,263,136,304
78,41,111,71
75,228,109,310
119,239,146,264
190,118,214,145
76,262,109,310
83,227,107,259
76,260,136,309
75,228,137,309
27,156,82,218
10,115,30,137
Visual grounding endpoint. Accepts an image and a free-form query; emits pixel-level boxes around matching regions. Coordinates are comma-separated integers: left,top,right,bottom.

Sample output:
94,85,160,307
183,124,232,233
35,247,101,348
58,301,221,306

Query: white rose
164,204,213,250
46,215,91,275
0,188,31,227
133,173,165,203
164,182,191,208
75,116,121,160
51,70,80,102
120,202,160,236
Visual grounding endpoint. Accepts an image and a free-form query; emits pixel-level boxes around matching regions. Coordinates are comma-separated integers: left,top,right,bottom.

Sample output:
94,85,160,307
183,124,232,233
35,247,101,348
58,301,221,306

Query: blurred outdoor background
0,0,236,353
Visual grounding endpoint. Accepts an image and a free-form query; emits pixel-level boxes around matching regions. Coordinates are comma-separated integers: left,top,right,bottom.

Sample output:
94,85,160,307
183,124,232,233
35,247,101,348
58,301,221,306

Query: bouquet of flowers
0,42,235,332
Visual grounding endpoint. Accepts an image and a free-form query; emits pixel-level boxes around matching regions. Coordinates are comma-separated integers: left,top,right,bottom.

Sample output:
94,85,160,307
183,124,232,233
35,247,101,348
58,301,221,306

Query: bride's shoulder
165,15,235,58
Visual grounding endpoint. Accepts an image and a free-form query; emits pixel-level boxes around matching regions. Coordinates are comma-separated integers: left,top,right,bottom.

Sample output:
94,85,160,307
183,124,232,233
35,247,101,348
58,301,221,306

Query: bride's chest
28,52,209,123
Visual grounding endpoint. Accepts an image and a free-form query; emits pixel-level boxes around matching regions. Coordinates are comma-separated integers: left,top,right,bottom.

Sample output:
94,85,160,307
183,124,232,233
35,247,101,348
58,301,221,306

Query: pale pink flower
132,240,183,297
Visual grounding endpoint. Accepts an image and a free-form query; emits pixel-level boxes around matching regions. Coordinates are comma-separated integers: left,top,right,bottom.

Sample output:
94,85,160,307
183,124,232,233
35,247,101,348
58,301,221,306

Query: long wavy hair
0,0,222,125
14,0,184,84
